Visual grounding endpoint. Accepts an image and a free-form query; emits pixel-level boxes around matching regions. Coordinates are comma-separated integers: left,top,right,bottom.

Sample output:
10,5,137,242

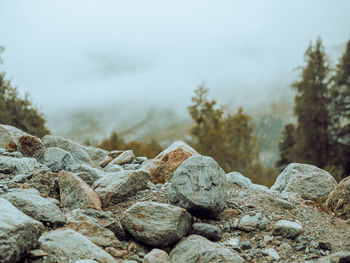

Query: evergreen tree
292,38,331,168
275,123,296,171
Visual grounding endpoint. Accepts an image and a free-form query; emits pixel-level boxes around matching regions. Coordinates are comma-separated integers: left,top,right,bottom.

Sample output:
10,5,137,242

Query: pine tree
275,123,296,171
292,38,331,168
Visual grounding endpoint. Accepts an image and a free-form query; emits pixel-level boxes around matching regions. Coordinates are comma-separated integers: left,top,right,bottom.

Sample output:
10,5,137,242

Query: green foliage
0,47,49,137
276,123,296,171
99,131,162,159
188,85,278,186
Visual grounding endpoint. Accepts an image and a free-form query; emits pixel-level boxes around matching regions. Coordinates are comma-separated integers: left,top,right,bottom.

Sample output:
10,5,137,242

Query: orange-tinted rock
58,171,101,210
142,141,199,183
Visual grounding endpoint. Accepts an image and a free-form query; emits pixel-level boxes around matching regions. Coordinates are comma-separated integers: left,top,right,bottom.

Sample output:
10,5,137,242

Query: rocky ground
0,124,349,263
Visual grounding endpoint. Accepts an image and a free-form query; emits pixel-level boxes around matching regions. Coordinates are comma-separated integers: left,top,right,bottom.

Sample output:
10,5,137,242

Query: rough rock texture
18,134,46,161
0,197,44,263
270,163,337,201
0,124,17,152
73,163,106,181
142,141,198,183
80,145,109,164
121,201,192,246
226,171,269,191
28,169,59,198
107,150,135,166
317,251,350,262
169,234,244,263
58,171,101,210
1,188,66,226
325,176,350,219
168,155,227,218
43,147,77,172
272,220,303,239
144,249,171,263
238,212,269,232
38,229,116,262
42,135,94,165
93,169,149,207
191,222,221,241
0,156,43,175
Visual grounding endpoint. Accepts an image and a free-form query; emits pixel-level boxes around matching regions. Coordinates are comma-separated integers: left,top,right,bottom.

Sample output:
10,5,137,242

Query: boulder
121,201,192,246
238,212,269,232
272,220,303,239
169,234,244,263
18,134,46,161
1,188,66,226
144,249,171,263
43,147,77,172
325,176,350,219
142,141,198,183
0,156,44,175
93,169,149,207
65,213,122,248
0,197,44,263
191,222,221,241
38,228,116,262
42,135,94,165
58,171,101,210
106,150,135,166
168,155,227,218
270,163,337,201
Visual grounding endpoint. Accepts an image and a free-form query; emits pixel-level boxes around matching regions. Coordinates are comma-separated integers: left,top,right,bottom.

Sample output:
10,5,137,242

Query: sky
0,0,350,133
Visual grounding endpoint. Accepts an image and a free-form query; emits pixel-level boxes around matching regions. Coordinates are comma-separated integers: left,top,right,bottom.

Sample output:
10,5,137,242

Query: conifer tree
276,123,296,171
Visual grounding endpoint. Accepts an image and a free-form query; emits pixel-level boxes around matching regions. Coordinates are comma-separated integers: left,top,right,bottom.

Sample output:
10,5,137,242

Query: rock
74,260,98,263
108,150,135,166
93,169,149,207
270,163,337,201
1,188,66,226
65,213,122,248
43,147,77,172
238,212,269,231
144,249,171,263
58,171,101,210
122,163,141,170
279,242,293,258
325,176,350,219
191,222,221,241
0,197,44,263
217,208,240,220
262,248,280,260
29,169,59,198
38,228,116,262
0,124,17,152
42,135,94,165
104,164,123,173
76,172,95,186
80,144,109,164
226,171,254,189
142,141,198,183
0,155,44,175
168,155,227,218
316,251,350,263
18,134,46,161
73,163,107,181
169,234,244,263
121,201,192,246
319,241,332,251
272,220,303,239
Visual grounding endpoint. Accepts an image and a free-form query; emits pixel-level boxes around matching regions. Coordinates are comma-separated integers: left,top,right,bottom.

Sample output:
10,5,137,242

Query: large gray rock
238,212,269,232
272,220,303,239
144,249,171,263
43,147,77,173
1,188,66,226
93,169,149,207
270,163,337,201
0,156,44,175
169,234,244,263
121,201,192,246
191,222,221,241
80,145,109,164
58,171,101,210
42,135,94,165
73,163,107,181
38,228,116,262
325,176,350,219
168,155,227,218
0,197,44,263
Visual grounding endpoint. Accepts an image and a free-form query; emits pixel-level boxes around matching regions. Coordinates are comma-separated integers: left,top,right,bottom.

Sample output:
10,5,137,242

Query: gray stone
0,197,44,263
121,201,192,246
144,249,171,263
238,212,269,232
169,234,244,263
273,220,303,239
74,260,99,263
0,155,44,175
43,147,77,172
168,155,227,218
38,228,116,262
104,164,123,173
270,163,337,201
191,222,221,241
28,169,59,198
0,124,17,152
42,135,94,165
325,176,350,220
279,242,293,258
73,163,107,181
122,163,141,170
81,145,109,164
1,188,66,226
262,248,280,260
109,150,135,165
93,169,149,207
317,251,350,263
226,171,254,189
58,171,101,210
75,172,95,186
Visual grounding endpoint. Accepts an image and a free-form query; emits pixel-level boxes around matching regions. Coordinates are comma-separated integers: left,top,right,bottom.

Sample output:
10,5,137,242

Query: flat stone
273,220,303,239
238,212,269,232
144,249,171,263
191,222,221,241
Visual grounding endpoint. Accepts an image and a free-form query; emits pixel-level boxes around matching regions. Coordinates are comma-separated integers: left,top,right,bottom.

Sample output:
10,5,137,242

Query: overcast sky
1,0,350,120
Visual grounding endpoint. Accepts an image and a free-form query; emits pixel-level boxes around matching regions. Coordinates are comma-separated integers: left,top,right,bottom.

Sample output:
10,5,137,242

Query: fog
1,0,349,139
